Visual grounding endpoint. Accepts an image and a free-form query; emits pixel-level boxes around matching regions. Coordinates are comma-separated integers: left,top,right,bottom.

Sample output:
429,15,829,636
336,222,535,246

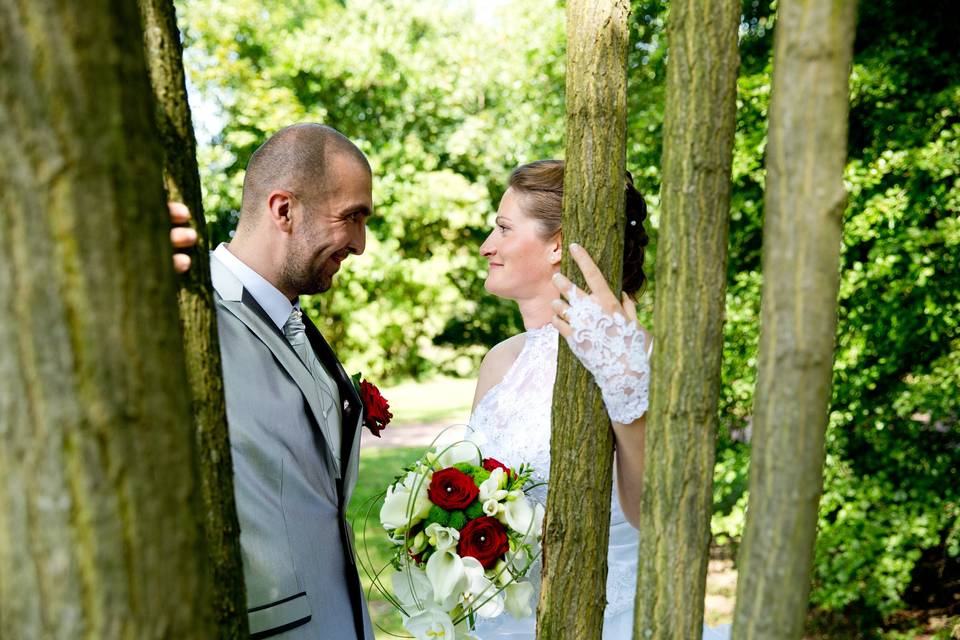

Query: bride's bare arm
471,334,526,412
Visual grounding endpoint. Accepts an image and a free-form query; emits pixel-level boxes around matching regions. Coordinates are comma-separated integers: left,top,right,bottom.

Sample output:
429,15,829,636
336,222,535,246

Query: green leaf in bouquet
447,510,468,531
464,500,484,520
425,505,452,528
453,462,490,486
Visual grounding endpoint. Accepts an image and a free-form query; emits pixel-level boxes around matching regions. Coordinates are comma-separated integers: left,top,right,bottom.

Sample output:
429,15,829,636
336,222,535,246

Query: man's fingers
170,226,198,249
568,243,620,309
173,254,192,274
168,201,190,224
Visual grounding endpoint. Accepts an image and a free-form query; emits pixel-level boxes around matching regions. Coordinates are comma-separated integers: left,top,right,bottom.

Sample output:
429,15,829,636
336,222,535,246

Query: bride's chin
483,278,509,299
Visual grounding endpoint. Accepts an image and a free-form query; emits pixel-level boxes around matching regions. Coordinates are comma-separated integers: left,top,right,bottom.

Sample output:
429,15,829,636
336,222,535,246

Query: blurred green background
178,0,959,636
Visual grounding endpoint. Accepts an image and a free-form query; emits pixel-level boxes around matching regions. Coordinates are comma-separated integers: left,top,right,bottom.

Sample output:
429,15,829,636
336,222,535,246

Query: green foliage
707,0,960,627
464,500,484,520
453,462,490,486
179,0,562,381
447,510,468,531
181,0,959,630
424,504,451,529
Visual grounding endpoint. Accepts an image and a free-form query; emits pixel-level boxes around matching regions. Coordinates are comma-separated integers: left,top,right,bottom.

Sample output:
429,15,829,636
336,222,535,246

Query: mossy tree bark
732,2,858,638
0,0,214,637
633,1,739,638
138,0,248,635
537,1,630,639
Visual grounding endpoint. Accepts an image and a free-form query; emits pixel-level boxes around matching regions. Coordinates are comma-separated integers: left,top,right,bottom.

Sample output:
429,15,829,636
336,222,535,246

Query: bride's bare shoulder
471,333,527,410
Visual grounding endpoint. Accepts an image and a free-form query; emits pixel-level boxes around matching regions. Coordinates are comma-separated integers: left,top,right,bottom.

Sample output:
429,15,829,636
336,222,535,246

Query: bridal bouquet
359,440,544,639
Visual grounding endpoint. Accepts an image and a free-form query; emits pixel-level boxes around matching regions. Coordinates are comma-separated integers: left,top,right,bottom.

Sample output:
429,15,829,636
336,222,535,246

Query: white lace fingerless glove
563,287,650,423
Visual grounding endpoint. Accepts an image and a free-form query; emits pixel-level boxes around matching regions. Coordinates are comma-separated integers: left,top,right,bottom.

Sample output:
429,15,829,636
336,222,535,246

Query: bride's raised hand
550,243,650,424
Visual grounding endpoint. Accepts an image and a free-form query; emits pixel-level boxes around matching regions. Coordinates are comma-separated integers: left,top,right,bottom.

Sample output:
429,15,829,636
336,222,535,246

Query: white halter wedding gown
468,324,731,640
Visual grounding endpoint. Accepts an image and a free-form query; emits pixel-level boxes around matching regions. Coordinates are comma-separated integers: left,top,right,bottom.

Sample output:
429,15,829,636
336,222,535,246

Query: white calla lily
403,605,456,640
380,471,432,531
425,523,460,552
460,557,504,619
498,493,536,535
526,503,545,543
392,564,434,610
504,580,535,619
425,549,467,604
434,441,481,468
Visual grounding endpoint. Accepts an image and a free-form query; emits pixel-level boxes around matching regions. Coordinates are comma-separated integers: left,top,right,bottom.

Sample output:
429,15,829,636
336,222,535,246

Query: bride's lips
488,262,503,269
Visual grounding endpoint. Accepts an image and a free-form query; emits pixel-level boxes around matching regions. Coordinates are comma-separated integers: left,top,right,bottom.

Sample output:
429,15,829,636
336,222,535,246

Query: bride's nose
479,233,496,258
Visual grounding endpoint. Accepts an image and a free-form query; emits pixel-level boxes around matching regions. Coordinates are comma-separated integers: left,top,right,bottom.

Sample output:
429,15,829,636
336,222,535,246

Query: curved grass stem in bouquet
357,431,545,639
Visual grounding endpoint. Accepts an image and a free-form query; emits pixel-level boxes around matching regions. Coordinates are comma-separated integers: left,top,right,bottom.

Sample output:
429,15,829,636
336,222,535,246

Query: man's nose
350,225,366,256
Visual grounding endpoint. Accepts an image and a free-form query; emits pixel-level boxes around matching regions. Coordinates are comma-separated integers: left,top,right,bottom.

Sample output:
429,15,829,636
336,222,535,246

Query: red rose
427,468,479,510
458,516,509,569
359,380,392,437
482,457,514,480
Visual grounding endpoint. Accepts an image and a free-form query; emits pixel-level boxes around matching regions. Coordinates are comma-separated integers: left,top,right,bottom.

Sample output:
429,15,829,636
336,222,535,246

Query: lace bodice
467,324,639,621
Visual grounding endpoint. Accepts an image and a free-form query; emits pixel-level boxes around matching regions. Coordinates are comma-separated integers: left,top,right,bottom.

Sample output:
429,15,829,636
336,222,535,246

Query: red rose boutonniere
351,373,392,437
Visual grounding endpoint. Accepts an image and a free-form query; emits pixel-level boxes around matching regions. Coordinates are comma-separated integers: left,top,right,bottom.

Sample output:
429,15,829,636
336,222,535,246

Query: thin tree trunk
732,2,858,638
0,0,213,637
537,1,630,638
138,0,248,634
633,1,739,638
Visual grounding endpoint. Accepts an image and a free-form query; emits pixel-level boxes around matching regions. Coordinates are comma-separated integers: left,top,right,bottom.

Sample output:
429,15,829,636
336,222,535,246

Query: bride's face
480,187,561,300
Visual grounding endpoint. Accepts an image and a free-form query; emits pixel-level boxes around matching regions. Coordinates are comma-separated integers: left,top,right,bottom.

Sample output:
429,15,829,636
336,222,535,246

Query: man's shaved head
239,123,370,229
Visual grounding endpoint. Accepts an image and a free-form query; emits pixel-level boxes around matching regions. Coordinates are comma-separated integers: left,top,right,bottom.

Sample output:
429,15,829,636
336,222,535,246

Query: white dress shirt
213,243,300,329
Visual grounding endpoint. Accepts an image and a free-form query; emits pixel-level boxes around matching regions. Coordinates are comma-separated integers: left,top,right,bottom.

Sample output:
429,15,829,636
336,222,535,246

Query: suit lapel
302,319,363,496
210,254,343,476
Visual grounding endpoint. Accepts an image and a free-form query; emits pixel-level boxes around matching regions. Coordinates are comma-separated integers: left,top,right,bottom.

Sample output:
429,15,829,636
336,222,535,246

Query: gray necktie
283,308,342,455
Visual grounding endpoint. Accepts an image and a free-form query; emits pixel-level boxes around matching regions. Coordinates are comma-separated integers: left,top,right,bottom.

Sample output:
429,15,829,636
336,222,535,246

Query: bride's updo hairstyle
508,159,649,295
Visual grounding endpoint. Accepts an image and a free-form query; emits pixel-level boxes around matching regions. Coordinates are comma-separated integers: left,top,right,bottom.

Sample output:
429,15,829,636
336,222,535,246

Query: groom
203,123,374,639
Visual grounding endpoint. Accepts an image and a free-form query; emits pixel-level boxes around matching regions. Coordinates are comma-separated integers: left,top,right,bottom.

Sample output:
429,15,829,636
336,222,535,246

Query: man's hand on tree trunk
169,202,197,274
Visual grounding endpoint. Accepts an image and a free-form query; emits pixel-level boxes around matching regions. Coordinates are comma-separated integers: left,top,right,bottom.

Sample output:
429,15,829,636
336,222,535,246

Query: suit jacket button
343,400,350,411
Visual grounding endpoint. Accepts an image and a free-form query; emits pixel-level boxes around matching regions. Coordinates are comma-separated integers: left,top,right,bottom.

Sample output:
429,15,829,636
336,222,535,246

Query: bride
467,160,730,640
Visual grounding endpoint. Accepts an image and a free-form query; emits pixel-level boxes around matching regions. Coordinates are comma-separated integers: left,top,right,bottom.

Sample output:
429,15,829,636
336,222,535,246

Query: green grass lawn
348,446,423,639
379,376,474,425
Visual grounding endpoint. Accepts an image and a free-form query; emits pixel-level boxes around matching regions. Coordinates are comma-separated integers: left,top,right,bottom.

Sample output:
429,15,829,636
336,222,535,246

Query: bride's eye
497,224,508,233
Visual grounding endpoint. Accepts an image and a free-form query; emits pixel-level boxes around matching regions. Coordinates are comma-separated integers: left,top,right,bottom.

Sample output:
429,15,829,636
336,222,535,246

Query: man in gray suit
203,123,375,639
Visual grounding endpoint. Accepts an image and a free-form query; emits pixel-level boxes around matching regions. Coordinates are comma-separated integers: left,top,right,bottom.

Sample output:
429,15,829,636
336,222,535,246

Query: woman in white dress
467,160,730,640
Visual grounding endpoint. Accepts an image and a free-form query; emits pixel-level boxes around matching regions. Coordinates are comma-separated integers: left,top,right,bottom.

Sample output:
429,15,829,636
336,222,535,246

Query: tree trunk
138,0,248,635
732,2,858,638
633,1,739,638
537,2,630,639
0,0,214,637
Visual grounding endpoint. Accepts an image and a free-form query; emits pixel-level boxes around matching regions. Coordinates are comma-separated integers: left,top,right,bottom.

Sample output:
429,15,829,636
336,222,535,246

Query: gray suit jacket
211,253,373,639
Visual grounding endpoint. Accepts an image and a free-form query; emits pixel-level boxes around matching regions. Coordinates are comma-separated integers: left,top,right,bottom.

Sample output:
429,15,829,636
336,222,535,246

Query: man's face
282,155,372,295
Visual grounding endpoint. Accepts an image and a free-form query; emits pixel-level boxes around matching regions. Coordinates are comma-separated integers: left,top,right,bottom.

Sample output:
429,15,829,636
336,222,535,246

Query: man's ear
267,190,294,233
548,231,563,265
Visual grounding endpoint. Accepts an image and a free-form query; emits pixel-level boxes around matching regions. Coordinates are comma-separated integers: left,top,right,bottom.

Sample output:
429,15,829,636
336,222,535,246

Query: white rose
426,549,467,604
434,441,481,468
425,523,460,552
380,471,432,531
403,605,456,640
504,580,535,619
